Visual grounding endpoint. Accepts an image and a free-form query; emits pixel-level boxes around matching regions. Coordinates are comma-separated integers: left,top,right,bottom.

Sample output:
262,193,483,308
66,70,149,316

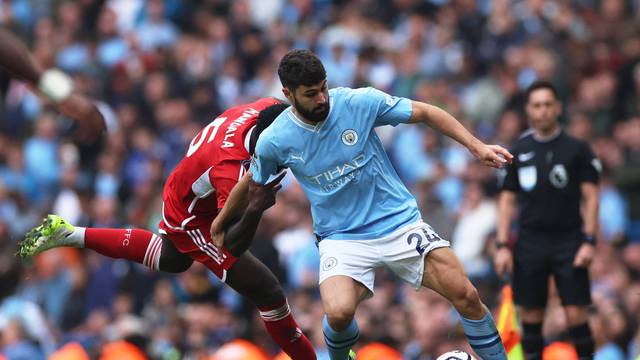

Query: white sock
66,226,86,248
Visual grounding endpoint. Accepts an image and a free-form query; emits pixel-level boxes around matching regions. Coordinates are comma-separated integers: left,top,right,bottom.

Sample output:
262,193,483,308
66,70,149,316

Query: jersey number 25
186,117,227,157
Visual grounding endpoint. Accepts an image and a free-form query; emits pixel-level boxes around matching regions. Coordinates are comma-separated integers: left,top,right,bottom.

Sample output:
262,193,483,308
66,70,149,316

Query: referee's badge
550,164,569,188
518,166,537,191
341,129,358,146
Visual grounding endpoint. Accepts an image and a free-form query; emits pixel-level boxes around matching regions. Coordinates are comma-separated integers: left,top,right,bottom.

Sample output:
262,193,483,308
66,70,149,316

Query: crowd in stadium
0,0,639,359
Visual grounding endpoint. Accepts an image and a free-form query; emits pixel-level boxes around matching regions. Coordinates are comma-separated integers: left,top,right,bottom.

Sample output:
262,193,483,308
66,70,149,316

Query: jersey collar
532,128,562,143
244,125,256,153
287,96,334,133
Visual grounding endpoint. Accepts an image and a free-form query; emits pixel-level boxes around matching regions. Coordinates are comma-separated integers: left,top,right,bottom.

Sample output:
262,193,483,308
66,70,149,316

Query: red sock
84,228,163,270
258,301,316,359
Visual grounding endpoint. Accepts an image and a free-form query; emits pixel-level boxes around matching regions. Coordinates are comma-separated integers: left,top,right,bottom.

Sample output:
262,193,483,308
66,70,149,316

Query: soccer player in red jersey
19,99,317,359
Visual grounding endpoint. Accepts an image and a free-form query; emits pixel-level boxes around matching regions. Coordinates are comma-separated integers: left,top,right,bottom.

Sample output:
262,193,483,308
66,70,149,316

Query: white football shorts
318,221,450,295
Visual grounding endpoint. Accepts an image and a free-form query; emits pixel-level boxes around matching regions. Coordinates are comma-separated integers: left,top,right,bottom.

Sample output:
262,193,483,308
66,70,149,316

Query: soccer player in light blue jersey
215,49,513,360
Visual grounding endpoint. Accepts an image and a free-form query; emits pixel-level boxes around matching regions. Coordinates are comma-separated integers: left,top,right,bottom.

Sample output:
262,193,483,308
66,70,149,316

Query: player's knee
257,284,286,306
324,302,356,330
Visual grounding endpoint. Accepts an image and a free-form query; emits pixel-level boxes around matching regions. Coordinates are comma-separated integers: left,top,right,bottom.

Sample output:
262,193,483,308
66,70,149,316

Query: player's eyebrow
303,80,327,95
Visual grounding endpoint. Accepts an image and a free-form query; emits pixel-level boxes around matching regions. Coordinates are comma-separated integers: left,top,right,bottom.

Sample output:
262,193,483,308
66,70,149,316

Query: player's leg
317,239,377,360
553,233,594,360
19,214,193,273
320,275,369,360
157,235,193,273
380,222,505,359
420,247,507,360
225,251,316,360
513,233,550,360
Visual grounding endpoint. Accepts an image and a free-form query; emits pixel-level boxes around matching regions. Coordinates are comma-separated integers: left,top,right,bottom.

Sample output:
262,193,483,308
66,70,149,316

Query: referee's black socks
522,322,544,360
569,323,595,360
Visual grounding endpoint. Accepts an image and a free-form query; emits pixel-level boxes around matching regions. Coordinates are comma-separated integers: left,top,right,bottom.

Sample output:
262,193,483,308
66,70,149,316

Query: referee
494,81,600,360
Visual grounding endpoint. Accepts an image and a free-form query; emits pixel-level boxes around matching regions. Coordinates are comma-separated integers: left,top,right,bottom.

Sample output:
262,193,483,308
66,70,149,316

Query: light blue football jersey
251,87,420,240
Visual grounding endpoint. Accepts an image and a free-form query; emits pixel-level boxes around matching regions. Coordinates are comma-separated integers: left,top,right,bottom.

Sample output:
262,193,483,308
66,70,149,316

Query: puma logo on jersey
290,153,305,163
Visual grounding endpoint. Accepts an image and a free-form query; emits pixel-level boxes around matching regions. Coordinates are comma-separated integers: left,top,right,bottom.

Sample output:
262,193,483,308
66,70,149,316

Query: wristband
496,242,510,250
38,69,74,103
584,234,596,245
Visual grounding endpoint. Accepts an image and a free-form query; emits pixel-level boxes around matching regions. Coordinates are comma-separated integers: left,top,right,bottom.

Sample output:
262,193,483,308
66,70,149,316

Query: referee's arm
581,183,599,239
573,182,599,267
497,191,517,246
495,190,516,276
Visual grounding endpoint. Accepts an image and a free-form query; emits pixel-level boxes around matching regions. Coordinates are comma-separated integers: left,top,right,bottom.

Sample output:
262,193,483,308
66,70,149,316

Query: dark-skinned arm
0,28,43,83
223,206,265,257
218,173,285,256
0,28,106,137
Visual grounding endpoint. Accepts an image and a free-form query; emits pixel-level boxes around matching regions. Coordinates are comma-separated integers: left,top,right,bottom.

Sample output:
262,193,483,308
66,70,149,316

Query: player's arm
211,136,283,247
0,28,43,83
210,173,251,246
0,28,106,136
408,101,513,168
220,173,285,256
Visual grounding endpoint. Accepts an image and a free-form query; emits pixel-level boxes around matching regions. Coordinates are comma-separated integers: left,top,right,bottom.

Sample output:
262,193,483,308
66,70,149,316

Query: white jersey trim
161,202,196,230
244,125,256,153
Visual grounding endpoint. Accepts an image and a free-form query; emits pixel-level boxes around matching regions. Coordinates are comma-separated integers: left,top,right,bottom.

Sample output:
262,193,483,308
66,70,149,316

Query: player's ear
282,87,293,102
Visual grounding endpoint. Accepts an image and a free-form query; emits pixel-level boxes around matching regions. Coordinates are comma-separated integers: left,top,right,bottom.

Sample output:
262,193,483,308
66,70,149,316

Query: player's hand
210,218,225,248
246,172,286,213
494,247,513,277
573,243,595,268
57,93,106,141
472,144,513,169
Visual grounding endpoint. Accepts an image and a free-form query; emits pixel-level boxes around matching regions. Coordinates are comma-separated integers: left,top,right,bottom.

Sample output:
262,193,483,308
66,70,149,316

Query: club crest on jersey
322,257,338,271
549,164,569,188
518,165,537,191
341,129,358,146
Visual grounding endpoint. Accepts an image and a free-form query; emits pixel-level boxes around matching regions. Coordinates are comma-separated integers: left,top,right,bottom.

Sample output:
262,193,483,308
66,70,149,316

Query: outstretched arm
0,28,106,136
0,28,43,83
408,101,513,168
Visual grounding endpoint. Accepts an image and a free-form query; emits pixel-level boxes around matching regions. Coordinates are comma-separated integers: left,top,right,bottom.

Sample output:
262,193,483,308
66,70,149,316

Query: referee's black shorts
513,230,591,308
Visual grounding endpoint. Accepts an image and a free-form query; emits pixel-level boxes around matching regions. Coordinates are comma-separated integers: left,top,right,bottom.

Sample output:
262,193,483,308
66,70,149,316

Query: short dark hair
250,103,290,154
278,49,326,90
525,80,559,103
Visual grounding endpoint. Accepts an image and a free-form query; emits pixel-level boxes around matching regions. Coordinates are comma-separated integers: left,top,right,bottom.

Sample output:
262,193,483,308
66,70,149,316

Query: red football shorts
159,216,238,281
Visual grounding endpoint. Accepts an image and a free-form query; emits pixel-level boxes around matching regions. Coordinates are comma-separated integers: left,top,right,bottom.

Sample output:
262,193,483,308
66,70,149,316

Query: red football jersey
160,97,280,232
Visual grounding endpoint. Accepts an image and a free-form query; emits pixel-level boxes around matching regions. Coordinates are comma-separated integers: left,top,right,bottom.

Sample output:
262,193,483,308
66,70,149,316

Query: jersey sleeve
577,141,600,184
250,135,281,185
210,161,244,209
349,87,413,128
499,148,520,192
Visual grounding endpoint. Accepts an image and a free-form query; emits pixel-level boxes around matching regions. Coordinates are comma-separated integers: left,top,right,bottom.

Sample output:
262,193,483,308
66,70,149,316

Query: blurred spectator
451,181,496,279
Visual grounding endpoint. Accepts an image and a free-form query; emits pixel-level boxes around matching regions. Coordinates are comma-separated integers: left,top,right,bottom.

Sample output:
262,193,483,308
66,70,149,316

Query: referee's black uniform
500,129,600,307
